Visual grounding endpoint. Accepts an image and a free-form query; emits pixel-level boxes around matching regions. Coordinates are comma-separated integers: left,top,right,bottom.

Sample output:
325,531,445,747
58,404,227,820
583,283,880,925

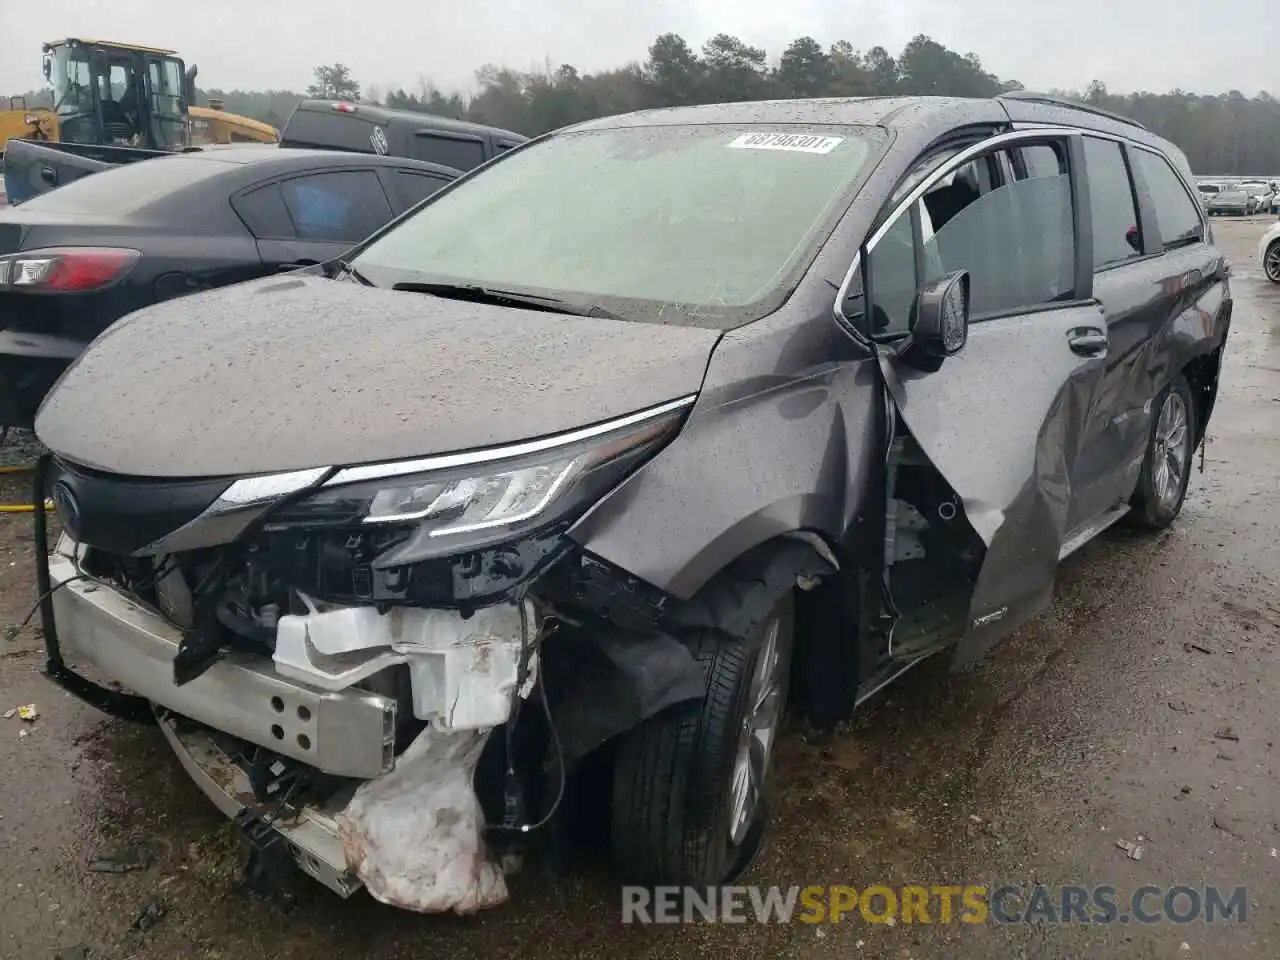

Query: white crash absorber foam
337,725,508,914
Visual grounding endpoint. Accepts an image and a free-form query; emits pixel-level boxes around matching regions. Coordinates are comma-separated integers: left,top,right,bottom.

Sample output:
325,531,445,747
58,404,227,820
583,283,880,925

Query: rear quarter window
232,183,295,239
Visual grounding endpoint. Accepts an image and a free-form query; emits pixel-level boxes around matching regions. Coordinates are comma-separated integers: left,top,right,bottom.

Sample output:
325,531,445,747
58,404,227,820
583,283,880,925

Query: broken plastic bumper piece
272,601,535,731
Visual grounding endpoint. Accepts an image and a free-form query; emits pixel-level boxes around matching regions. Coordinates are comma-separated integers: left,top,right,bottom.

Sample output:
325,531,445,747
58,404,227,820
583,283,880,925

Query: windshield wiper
391,281,624,320
331,259,374,286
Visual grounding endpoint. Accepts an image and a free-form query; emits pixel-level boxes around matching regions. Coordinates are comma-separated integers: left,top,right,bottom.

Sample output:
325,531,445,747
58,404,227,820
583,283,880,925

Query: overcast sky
1,0,1270,98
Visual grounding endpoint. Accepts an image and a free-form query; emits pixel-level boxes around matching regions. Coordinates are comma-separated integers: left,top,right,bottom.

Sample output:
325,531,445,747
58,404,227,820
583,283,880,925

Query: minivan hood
36,275,721,478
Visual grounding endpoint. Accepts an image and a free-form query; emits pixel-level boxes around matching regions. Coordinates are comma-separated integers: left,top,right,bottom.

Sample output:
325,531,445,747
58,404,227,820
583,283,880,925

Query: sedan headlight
259,396,693,561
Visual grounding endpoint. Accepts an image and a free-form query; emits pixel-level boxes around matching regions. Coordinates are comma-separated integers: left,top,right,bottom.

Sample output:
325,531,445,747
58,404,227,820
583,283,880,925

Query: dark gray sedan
0,146,459,429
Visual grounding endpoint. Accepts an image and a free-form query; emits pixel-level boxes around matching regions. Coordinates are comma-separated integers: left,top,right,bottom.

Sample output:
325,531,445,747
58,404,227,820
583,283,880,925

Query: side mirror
42,56,52,82
911,270,970,361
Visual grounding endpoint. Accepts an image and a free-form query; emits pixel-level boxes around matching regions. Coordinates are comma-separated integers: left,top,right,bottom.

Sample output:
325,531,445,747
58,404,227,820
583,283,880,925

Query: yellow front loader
2,39,278,203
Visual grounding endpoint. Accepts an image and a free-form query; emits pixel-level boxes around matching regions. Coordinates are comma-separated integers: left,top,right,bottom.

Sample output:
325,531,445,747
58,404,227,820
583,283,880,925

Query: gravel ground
0,428,43,468
0,216,1277,959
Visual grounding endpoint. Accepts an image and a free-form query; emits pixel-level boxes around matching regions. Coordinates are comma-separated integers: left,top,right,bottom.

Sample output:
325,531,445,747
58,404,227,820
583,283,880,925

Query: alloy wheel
727,616,786,846
1265,242,1280,283
1152,391,1190,511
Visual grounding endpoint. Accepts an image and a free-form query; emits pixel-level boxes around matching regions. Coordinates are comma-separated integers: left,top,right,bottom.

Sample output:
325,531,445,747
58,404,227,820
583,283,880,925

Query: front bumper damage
42,535,532,912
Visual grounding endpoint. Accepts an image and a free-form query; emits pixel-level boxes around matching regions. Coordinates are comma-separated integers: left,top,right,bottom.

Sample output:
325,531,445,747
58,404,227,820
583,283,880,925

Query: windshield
49,44,94,118
351,123,887,328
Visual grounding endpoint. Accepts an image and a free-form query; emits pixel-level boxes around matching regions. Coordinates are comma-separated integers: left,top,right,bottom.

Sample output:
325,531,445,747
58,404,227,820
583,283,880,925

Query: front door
854,130,1109,666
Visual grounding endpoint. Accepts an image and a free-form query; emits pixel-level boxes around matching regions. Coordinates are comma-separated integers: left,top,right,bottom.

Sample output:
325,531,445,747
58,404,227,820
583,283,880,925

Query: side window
919,147,1074,315
1009,143,1076,307
1129,149,1203,249
1083,137,1142,269
1019,145,1064,180
409,134,486,171
279,170,394,243
390,170,452,211
866,141,1076,333
231,183,295,239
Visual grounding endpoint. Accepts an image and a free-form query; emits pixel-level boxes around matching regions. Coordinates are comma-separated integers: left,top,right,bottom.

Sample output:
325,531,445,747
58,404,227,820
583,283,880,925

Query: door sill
1059,504,1130,561
855,653,934,708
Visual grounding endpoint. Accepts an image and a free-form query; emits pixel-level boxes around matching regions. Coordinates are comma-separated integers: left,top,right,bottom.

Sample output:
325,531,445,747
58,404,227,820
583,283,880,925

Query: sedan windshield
351,123,887,328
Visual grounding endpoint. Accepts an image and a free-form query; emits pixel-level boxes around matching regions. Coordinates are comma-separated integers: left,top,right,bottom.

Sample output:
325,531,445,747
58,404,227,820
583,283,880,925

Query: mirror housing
908,270,969,365
42,55,52,82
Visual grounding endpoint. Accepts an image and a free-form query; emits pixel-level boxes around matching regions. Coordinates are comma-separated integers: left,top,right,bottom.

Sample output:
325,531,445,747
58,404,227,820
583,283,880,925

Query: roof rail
997,91,1147,131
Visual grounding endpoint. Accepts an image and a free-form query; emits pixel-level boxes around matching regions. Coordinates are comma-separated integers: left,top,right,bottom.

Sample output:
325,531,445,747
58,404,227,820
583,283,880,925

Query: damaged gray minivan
30,92,1231,913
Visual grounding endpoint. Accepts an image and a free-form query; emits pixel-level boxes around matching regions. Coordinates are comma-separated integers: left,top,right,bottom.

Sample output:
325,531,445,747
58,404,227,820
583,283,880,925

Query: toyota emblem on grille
51,480,82,539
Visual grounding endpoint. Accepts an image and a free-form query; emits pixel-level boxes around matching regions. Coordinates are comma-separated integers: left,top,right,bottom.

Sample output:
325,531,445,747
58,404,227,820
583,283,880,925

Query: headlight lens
365,453,582,531
259,398,690,559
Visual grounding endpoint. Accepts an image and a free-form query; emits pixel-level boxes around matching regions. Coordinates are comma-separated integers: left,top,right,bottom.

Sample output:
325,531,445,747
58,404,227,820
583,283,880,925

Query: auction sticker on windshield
728,132,845,154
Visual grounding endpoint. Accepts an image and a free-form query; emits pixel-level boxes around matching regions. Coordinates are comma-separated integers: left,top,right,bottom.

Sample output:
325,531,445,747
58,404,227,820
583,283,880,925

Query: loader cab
44,39,190,151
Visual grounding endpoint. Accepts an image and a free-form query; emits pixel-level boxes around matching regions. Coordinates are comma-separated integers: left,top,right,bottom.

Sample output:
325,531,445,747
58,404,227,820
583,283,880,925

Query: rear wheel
1264,240,1280,284
1129,374,1196,530
611,593,794,885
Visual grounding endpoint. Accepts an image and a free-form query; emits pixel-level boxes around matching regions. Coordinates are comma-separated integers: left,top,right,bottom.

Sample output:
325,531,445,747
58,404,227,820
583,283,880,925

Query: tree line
9,33,1280,174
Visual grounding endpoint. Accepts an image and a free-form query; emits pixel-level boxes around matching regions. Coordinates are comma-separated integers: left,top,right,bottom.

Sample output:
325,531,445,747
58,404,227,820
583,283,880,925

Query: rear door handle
1067,327,1108,357
39,166,57,185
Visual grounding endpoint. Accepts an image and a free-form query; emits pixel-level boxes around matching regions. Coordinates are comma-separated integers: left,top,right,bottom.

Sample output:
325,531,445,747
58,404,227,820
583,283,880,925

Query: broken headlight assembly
243,397,694,604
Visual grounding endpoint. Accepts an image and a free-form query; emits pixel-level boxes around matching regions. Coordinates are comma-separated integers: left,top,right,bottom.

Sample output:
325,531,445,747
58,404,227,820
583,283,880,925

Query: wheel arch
1181,297,1232,450
673,528,865,730
1261,233,1280,282
676,529,843,641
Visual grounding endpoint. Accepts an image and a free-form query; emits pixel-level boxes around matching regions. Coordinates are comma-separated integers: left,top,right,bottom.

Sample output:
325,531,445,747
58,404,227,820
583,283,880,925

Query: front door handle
39,165,57,185
1067,327,1108,357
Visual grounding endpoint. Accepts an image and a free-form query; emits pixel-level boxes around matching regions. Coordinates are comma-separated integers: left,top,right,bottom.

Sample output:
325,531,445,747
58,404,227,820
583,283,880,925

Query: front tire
611,594,794,885
1129,374,1197,530
1264,239,1280,284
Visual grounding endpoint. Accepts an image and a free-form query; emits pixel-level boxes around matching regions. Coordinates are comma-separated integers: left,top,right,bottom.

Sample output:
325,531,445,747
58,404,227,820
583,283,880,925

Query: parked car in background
1240,181,1273,214
1196,182,1221,210
0,146,459,429
32,92,1231,912
1207,184,1253,215
1259,220,1280,282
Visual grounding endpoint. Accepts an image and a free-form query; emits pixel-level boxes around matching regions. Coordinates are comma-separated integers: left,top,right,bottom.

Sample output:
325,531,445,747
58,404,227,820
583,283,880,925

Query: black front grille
49,457,232,555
